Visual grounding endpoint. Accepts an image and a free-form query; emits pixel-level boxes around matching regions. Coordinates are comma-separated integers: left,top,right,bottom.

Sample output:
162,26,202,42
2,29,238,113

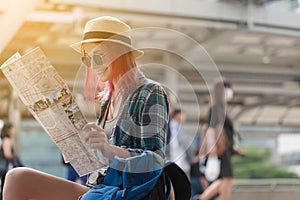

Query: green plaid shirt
99,72,169,158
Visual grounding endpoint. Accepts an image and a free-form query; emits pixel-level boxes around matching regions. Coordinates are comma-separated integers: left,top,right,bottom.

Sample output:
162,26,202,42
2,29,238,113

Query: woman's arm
205,127,218,156
2,137,14,160
138,84,169,158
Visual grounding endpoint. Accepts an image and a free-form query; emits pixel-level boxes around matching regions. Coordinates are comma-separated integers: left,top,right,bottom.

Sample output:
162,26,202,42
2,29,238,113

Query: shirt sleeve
127,84,169,158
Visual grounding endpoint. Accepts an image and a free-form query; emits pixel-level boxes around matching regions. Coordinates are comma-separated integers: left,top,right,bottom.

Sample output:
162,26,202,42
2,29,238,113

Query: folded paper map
0,47,107,176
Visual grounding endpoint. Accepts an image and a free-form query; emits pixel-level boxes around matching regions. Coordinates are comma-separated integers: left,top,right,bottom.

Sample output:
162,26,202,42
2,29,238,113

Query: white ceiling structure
0,0,300,136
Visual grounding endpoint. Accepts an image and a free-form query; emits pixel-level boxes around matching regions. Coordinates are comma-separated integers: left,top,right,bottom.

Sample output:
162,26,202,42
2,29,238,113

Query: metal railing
232,179,300,200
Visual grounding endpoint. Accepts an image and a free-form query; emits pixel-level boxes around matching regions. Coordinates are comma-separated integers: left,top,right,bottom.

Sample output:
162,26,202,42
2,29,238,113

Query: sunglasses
81,48,105,67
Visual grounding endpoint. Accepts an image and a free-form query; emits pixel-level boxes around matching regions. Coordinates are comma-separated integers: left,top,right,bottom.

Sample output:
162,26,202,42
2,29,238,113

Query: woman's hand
82,122,131,159
82,122,109,153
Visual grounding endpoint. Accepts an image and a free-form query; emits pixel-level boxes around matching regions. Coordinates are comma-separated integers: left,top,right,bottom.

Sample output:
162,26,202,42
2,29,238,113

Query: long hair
1,122,13,139
212,79,226,108
211,77,231,125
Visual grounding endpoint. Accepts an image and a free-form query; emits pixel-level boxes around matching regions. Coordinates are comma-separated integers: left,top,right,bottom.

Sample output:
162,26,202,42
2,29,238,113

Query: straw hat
70,16,143,58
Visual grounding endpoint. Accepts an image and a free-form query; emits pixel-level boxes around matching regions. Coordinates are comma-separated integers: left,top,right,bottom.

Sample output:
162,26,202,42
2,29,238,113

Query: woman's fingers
85,133,106,150
82,122,104,142
82,122,103,132
82,123,108,151
85,131,106,141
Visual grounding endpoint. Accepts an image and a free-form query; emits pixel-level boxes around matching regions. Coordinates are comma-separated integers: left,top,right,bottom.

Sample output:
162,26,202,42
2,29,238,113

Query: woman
199,78,237,200
3,16,169,200
0,122,23,199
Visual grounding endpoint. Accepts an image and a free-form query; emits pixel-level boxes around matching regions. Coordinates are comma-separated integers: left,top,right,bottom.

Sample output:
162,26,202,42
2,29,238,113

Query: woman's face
82,42,113,82
224,87,234,101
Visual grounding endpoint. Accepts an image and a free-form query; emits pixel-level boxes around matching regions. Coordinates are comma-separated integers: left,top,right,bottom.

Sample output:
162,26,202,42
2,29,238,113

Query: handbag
200,125,229,157
80,151,164,200
214,124,229,156
200,107,230,157
204,155,220,182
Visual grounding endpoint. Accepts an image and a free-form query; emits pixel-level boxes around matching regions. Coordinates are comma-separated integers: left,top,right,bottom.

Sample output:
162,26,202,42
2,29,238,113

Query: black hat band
83,31,131,45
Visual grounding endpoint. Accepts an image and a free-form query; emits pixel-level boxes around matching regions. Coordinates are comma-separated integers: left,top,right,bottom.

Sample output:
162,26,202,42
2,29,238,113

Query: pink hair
84,67,97,105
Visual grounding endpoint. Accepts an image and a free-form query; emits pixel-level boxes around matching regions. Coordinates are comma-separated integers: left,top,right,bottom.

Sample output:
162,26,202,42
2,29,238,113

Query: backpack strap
164,160,191,200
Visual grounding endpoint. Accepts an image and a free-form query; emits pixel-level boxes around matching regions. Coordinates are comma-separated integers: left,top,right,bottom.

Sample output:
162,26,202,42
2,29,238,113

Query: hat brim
70,38,144,59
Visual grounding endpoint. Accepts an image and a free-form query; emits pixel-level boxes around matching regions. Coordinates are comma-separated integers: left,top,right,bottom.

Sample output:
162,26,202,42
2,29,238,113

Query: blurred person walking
186,124,208,199
198,78,244,200
0,122,23,200
168,109,189,173
167,108,190,200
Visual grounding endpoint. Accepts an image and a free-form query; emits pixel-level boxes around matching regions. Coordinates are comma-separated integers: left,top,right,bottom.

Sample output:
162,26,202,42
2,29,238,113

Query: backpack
79,151,191,200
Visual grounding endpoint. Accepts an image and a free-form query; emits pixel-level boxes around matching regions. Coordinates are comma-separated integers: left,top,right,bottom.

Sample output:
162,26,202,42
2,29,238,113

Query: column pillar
8,89,21,155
